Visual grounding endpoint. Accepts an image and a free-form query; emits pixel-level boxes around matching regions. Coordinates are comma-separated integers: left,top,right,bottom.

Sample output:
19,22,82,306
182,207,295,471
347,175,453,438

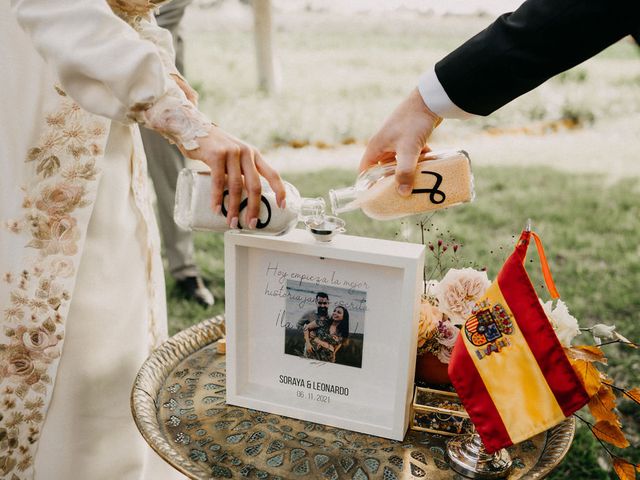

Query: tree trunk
252,0,279,94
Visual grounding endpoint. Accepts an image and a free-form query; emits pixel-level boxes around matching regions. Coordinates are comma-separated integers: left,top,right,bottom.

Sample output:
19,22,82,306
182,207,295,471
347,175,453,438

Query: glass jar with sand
329,149,474,220
174,168,325,235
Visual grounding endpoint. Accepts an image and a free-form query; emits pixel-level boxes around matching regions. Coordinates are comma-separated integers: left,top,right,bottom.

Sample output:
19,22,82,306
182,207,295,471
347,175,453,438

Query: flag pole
447,425,513,478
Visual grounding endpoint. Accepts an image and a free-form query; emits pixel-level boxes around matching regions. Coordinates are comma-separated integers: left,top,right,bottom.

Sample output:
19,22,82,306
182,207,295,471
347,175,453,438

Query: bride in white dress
0,1,285,479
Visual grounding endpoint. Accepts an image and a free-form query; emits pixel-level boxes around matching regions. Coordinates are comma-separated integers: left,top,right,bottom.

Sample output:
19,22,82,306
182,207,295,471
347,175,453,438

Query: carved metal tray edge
131,316,226,479
523,416,575,479
131,317,575,480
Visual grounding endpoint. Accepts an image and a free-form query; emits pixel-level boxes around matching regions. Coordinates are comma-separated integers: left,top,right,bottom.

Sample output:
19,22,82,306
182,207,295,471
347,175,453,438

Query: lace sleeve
111,10,209,151
130,81,211,151
11,0,210,150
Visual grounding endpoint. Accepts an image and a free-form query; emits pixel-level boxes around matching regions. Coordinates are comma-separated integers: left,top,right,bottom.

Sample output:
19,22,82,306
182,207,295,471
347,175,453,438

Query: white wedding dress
0,1,209,478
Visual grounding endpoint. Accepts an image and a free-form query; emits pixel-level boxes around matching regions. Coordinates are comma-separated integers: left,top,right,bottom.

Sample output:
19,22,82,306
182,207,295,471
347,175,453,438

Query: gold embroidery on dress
128,136,164,348
0,86,108,479
2,3,174,475
106,0,170,19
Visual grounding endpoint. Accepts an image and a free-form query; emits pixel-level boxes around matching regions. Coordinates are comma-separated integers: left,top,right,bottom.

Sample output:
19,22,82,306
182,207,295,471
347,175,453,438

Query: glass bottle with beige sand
329,149,474,220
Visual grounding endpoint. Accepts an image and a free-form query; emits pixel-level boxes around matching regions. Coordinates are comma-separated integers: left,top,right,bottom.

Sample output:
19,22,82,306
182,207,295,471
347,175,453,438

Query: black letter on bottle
220,191,272,229
411,171,445,204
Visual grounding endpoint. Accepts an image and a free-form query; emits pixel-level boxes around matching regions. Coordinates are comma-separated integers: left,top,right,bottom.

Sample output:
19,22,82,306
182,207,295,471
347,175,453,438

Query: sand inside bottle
190,173,298,233
354,153,474,220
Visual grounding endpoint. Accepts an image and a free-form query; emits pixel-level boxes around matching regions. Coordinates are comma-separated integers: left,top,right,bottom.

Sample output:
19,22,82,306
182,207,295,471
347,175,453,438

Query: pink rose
435,268,491,325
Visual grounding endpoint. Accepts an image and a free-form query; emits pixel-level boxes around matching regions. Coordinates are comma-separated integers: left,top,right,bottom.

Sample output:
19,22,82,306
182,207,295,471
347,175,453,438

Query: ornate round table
131,317,575,480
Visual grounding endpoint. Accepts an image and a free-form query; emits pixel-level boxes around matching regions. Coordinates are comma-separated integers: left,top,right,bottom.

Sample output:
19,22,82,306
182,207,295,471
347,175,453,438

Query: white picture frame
224,228,425,440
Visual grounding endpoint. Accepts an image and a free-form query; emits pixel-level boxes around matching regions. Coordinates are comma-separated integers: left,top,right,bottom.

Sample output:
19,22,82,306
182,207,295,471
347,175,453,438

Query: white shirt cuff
418,67,476,120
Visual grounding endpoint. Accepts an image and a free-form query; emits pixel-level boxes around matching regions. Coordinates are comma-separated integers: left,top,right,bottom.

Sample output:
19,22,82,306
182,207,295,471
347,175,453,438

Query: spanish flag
448,230,590,453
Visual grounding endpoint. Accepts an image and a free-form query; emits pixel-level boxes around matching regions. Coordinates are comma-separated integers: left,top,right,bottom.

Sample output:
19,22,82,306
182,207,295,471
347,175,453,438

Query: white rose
541,299,580,347
588,324,633,346
435,268,491,325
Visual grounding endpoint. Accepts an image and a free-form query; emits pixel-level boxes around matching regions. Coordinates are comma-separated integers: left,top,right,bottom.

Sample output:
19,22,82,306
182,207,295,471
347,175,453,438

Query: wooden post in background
252,0,279,94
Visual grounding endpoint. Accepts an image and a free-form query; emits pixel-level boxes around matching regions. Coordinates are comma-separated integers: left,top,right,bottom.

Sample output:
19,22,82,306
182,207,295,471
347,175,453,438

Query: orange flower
417,296,443,349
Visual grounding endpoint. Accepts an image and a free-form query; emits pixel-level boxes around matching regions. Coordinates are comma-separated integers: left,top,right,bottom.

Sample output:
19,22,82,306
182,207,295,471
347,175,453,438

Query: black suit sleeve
435,0,640,116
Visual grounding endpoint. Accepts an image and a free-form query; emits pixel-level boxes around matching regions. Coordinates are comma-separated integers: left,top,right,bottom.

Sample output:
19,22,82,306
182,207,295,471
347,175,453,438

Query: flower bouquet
412,221,639,478
416,267,490,383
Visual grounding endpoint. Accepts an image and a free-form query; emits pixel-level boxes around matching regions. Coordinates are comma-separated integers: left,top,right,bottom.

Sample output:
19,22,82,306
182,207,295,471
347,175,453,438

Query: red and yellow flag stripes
448,230,590,453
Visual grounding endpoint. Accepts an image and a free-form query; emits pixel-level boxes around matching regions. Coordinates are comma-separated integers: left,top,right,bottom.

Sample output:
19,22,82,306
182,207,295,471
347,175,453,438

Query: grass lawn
166,165,640,478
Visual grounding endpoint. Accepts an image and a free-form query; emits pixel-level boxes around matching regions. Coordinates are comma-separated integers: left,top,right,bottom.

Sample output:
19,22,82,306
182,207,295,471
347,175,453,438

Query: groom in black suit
361,0,640,193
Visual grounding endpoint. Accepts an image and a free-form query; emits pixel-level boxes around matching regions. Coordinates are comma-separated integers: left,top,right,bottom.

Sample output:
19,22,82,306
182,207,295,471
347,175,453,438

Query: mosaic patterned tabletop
132,317,575,480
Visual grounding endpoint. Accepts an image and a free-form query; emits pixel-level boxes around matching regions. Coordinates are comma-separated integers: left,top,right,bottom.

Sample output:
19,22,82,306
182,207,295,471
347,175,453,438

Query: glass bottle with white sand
174,168,326,235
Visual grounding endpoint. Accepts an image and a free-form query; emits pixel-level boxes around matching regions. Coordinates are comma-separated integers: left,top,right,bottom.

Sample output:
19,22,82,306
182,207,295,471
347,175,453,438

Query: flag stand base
446,432,513,479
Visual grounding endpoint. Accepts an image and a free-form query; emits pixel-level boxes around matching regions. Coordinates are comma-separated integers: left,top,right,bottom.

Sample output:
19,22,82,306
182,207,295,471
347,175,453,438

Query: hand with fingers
137,77,285,230
179,126,286,230
360,87,442,197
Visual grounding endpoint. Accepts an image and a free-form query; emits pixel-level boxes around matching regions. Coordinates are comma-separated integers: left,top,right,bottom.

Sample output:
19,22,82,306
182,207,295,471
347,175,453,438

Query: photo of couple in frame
283,281,366,369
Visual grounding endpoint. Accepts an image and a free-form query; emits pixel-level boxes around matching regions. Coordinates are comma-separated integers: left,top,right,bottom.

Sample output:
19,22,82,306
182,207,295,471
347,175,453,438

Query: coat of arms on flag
464,300,514,358
448,229,590,453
